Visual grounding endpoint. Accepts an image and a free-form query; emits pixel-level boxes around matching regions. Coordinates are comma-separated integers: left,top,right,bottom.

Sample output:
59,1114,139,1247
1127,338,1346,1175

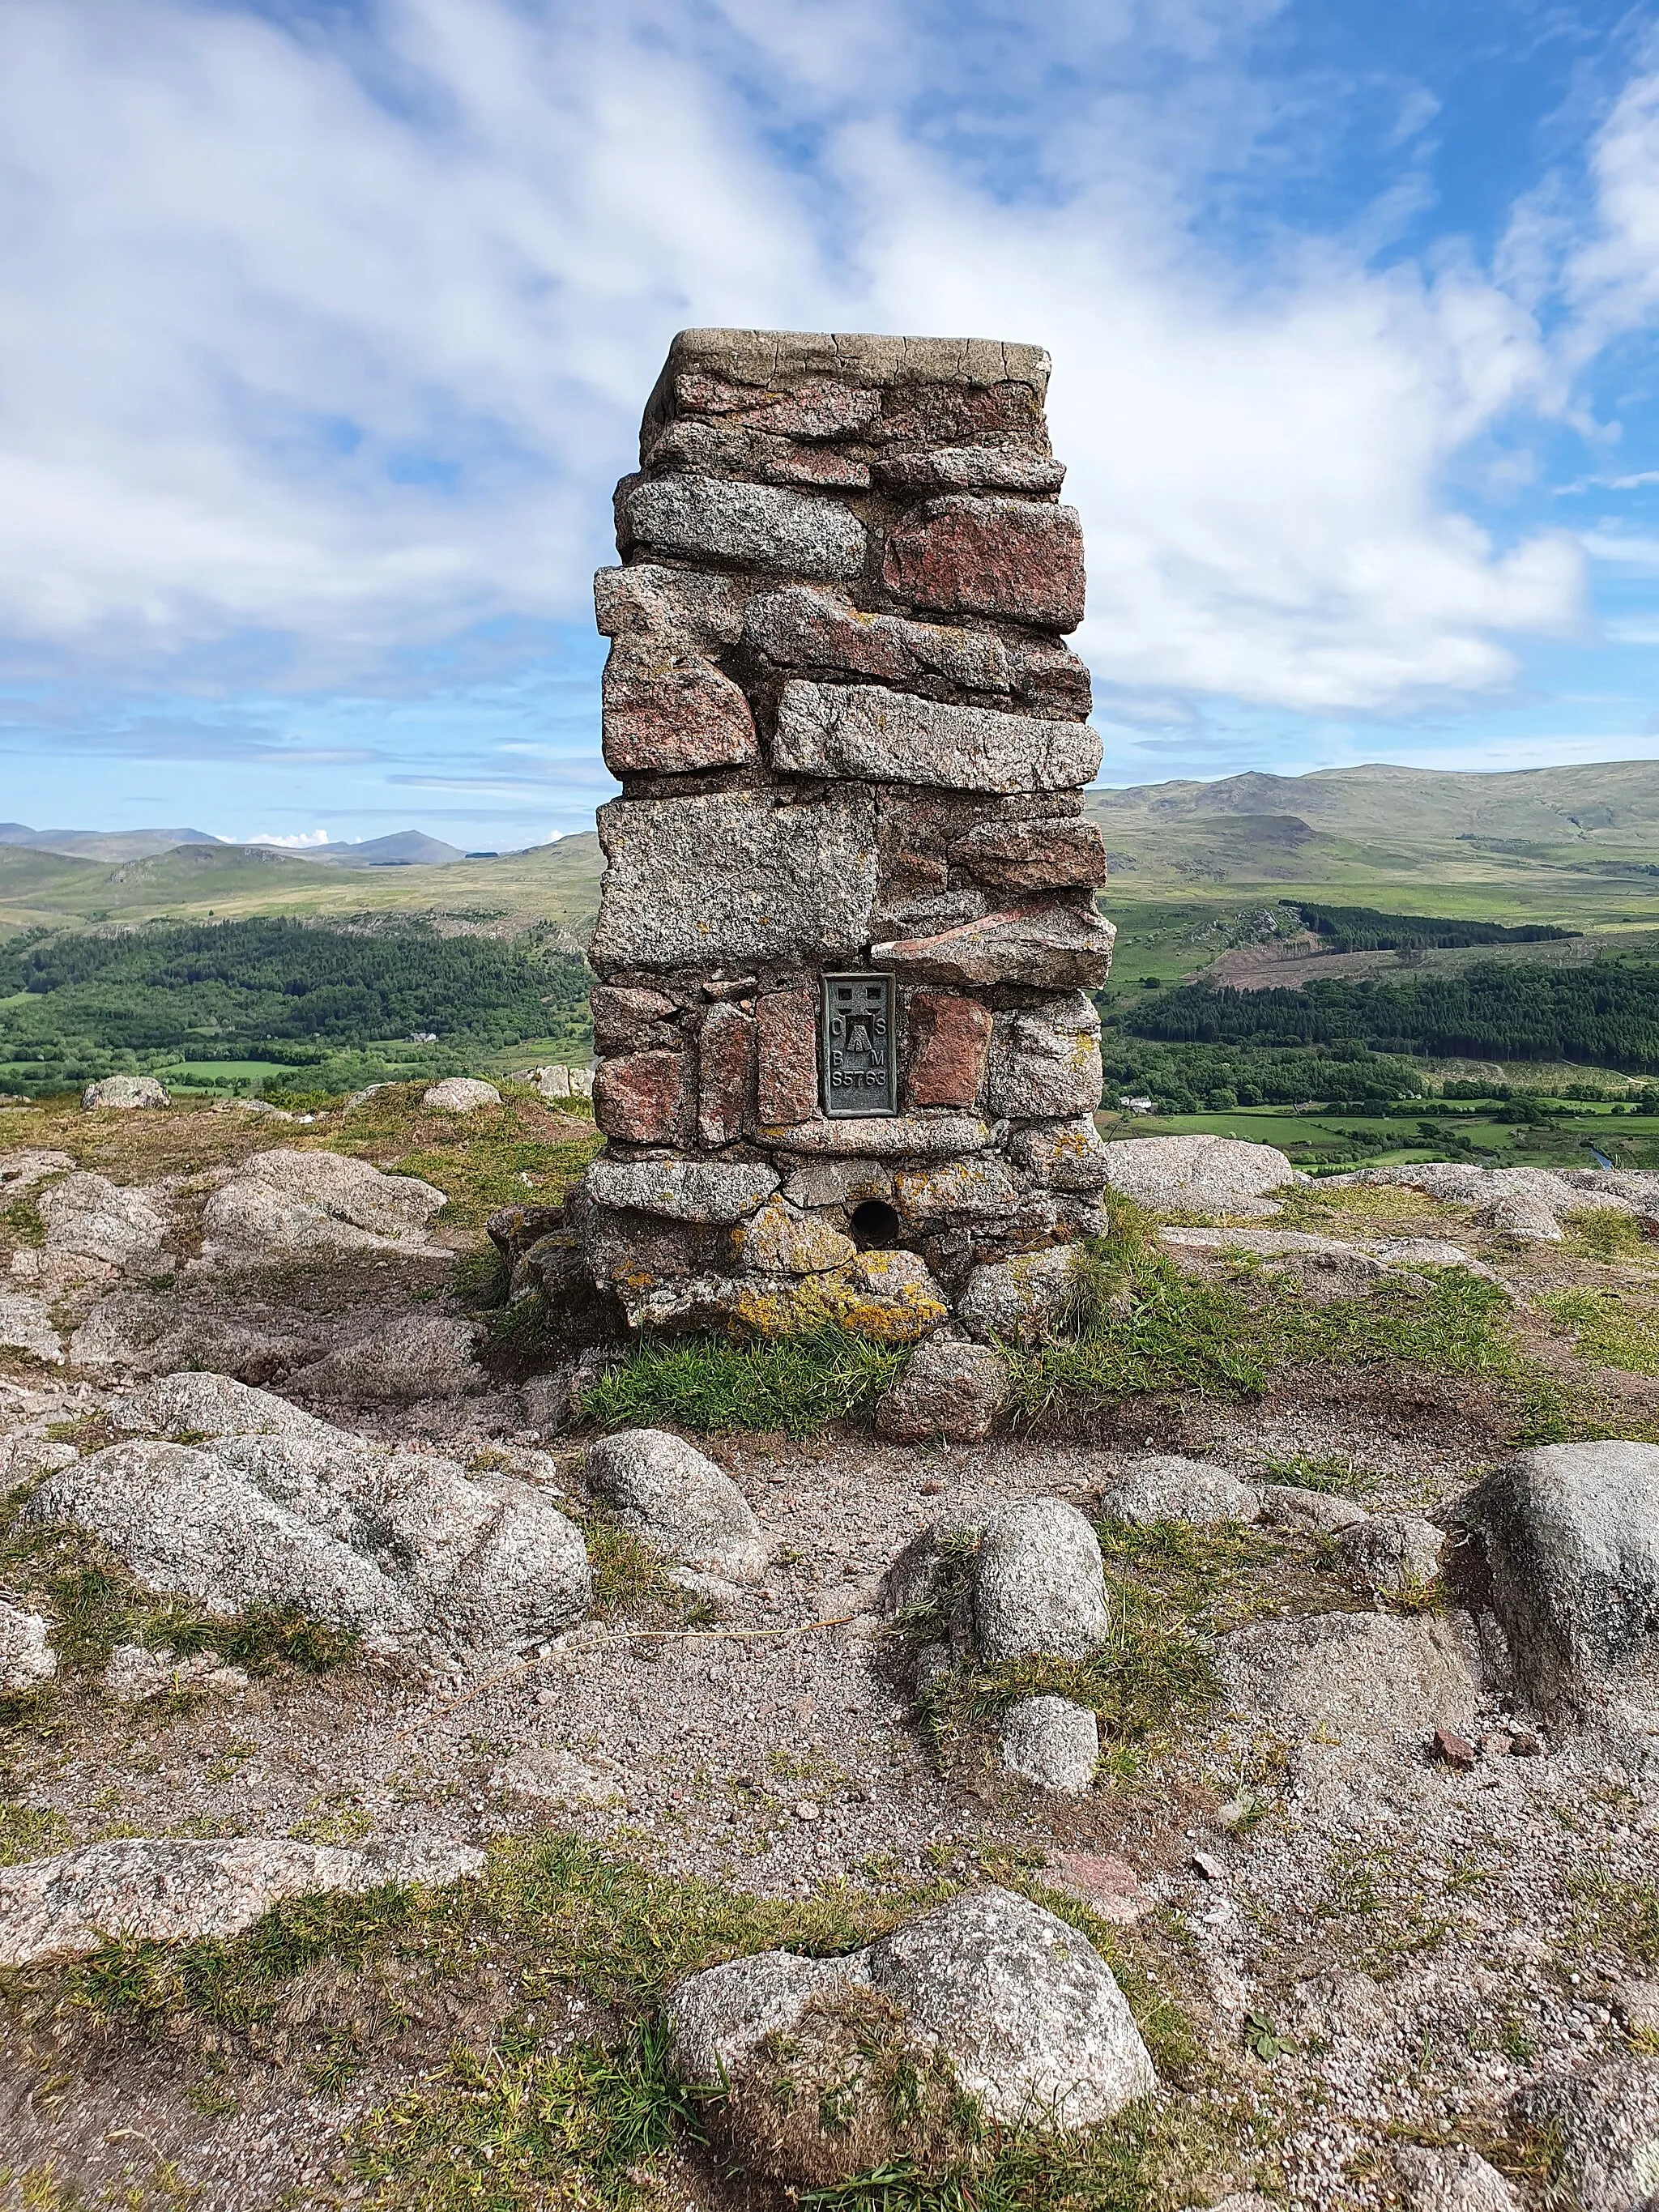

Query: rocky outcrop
0,1835,483,1966
26,1379,590,1656
0,1291,63,1364
82,1076,170,1110
200,1149,447,1258
1101,1134,1301,1216
421,1078,501,1113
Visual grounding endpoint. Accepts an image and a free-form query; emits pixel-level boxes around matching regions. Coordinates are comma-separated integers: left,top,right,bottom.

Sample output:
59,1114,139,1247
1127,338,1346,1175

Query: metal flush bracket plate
821,972,898,1117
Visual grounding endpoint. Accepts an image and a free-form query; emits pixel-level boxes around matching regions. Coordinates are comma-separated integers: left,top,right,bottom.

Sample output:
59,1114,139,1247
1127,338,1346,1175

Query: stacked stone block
578,329,1115,1334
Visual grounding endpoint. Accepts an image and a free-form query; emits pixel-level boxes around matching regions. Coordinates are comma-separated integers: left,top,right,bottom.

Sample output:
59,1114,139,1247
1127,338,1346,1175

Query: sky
5,1,1659,848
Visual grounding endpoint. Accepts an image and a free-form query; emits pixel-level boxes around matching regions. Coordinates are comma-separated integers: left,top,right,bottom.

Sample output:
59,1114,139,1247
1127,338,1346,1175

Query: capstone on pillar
575,328,1115,1336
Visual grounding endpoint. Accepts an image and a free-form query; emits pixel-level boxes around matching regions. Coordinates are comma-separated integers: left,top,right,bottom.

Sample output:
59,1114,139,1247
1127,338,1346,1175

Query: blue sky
4,0,1659,847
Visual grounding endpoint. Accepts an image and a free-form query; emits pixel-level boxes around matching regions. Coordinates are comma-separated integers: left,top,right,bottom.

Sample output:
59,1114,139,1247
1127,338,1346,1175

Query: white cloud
249,829,333,846
0,0,1618,720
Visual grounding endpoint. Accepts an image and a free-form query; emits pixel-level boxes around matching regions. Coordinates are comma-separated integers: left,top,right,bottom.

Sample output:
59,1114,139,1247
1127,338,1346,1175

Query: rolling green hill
0,835,605,940
1087,757,1659,927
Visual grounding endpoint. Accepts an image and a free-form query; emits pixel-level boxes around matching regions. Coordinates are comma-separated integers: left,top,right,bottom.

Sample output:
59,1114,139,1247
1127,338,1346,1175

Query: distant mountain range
1085,758,1659,921
0,825,471,867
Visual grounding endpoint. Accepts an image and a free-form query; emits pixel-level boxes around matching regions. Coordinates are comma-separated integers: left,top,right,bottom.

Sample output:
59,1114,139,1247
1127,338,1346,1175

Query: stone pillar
577,329,1115,1335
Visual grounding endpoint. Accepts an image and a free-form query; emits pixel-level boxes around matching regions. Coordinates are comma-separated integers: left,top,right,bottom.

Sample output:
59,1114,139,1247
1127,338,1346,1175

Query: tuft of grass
0,1196,46,1247
1007,1205,1524,1428
453,1241,510,1310
1541,1287,1659,1377
355,2018,706,2211
578,1512,708,1627
1560,1205,1652,1263
581,1327,906,1440
1252,1451,1380,1497
1567,1869,1659,1965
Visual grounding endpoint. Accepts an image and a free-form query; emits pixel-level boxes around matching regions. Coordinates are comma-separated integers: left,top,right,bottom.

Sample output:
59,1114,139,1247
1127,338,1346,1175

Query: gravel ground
3,1165,1658,2207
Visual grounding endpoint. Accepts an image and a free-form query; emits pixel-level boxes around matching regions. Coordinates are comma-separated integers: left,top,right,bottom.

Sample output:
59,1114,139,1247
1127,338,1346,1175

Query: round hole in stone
849,1198,902,1251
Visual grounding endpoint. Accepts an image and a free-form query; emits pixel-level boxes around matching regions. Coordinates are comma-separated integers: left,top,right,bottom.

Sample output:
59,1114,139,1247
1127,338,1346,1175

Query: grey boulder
421,1077,501,1113
82,1076,170,1110
112,1370,330,1440
667,1886,1154,2138
1000,1695,1098,1792
973,1499,1111,1663
586,1428,766,1583
289,1313,485,1402
1098,1455,1262,1527
0,1835,483,1967
1452,1442,1659,1709
862,1889,1155,2125
876,1336,1009,1443
1338,1512,1444,1596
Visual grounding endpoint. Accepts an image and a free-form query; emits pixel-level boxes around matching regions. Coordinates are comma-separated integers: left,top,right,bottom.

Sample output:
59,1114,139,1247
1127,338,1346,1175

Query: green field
1100,1096,1659,1173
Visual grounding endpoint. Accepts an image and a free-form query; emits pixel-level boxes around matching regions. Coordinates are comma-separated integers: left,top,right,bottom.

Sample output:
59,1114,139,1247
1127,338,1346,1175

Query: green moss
1561,1205,1652,1263
581,1328,906,1439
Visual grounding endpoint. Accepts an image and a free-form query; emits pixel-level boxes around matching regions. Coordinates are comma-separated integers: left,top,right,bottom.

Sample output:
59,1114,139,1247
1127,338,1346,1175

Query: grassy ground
1,1837,1215,2212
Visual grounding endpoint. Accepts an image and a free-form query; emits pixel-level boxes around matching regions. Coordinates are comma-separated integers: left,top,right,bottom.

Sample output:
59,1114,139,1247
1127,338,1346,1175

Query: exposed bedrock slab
39,1173,168,1268
872,902,1116,990
590,791,878,970
202,1148,446,1255
774,680,1101,793
1217,1612,1478,1741
882,497,1086,629
25,1385,591,1656
1101,1133,1299,1215
622,474,866,578
0,1837,483,1968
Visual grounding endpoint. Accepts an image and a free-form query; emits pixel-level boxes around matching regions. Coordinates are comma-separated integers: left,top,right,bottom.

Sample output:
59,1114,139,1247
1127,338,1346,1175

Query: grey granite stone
774,680,1100,792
